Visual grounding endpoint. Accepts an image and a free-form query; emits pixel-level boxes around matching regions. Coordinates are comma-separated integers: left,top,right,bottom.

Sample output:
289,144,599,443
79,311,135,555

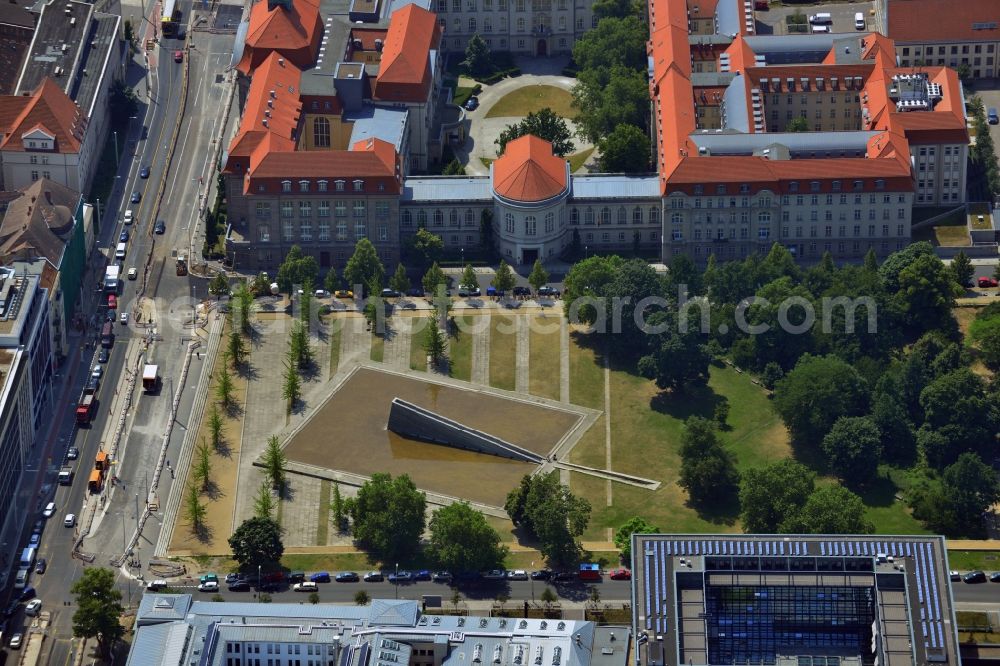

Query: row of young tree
562,242,1000,538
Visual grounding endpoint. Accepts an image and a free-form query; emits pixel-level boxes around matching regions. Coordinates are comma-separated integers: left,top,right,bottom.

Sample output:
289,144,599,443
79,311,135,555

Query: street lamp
113,131,119,166
530,561,535,603
394,563,399,599
461,247,465,266
258,564,262,602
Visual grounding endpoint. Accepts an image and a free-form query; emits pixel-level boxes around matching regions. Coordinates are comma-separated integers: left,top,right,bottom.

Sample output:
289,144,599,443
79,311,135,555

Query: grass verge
371,332,384,363
489,315,517,391
449,315,474,381
947,550,1000,570
568,148,594,173
528,315,561,400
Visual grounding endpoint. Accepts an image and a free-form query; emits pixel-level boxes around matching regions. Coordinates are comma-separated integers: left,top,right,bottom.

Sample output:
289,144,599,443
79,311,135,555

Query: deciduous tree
344,239,385,295
262,435,286,490
528,259,549,293
208,404,224,451
422,262,448,295
739,460,815,533
772,354,868,445
276,245,319,294
229,516,284,569
504,473,590,565
216,364,235,409
821,416,882,486
423,315,447,367
613,516,659,561
324,267,339,294
390,263,410,295
427,502,509,573
497,108,575,156
491,260,516,294
195,440,212,492
677,417,739,506
348,473,426,563
596,124,650,173
71,568,124,657
462,33,494,77
184,481,206,531
785,485,874,534
253,481,276,519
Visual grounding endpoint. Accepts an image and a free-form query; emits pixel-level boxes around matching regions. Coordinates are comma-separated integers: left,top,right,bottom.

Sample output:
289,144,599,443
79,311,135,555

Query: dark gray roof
68,11,121,117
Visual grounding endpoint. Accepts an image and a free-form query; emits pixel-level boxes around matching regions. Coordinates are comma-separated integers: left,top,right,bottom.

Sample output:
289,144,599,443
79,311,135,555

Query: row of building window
29,171,51,182
444,15,591,32
279,178,376,194
257,222,390,243
676,208,907,223
225,642,330,656
672,193,907,208
770,94,860,105
902,44,996,56
684,179,891,196
28,156,50,164
678,224,906,240
689,241,905,258
502,212,556,235
256,201,391,219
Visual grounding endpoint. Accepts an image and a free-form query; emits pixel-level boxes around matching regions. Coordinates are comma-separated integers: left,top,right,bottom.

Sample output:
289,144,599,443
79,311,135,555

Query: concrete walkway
384,316,414,372
471,316,491,385
560,317,569,403
339,315,372,366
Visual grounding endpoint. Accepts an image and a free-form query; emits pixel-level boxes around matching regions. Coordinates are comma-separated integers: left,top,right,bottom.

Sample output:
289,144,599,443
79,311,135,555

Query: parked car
513,286,530,297
464,96,479,111
432,571,453,583
293,581,319,592
333,572,356,583
458,285,481,297
482,570,506,581
97,349,109,364
334,290,354,299
20,587,36,601
415,570,432,581
989,107,999,125
949,570,962,581
552,571,576,582
989,571,1000,582
29,533,40,547
119,230,130,243
609,568,632,580
530,569,552,580
388,571,412,583
4,601,20,617
25,599,41,615
228,580,250,591
380,288,400,298
9,633,22,649
147,580,168,591
35,558,46,574
979,277,999,288
131,191,142,203
43,502,56,518
224,573,244,584
310,571,332,582
964,571,987,583
200,573,219,584
363,571,384,582
108,294,117,310
154,220,166,234
538,286,560,297
92,364,103,380
139,166,150,179
288,572,306,584
506,570,528,581
123,209,134,224
753,0,768,8
198,581,219,592
406,287,425,297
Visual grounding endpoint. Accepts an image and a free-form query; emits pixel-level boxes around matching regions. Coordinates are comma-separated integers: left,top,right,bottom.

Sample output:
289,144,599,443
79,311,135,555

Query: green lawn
448,315,475,381
489,315,517,391
484,85,578,119
410,321,428,371
327,326,342,376
370,332,384,363
569,148,594,173
947,550,1000,570
528,315,561,400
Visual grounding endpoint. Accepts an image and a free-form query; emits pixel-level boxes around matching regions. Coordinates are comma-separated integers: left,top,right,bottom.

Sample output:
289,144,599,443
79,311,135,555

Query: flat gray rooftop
16,0,92,97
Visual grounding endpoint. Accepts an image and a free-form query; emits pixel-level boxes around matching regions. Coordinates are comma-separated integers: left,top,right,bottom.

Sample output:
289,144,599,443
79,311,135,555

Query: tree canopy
739,460,815,533
677,416,739,506
348,473,426,563
572,65,650,142
72,568,125,657
427,502,509,572
228,516,284,569
785,485,874,534
344,239,385,294
505,473,591,565
772,354,869,445
613,516,660,561
462,33,494,77
821,416,882,486
276,245,319,294
497,108,575,156
596,124,650,173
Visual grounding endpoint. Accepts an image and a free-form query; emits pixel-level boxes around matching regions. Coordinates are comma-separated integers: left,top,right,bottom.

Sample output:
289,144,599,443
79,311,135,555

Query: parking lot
970,83,1000,154
755,1,874,35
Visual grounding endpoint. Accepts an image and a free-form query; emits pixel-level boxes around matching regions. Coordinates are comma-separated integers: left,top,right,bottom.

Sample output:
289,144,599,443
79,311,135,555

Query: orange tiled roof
226,52,302,172
492,135,568,203
887,0,1000,43
236,0,322,75
0,78,85,153
373,4,440,102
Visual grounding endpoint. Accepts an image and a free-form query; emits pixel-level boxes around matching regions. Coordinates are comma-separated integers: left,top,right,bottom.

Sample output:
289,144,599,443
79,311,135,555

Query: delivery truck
142,364,160,392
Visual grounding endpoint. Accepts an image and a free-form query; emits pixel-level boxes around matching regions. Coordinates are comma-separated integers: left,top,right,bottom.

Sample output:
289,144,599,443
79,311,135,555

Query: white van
123,209,134,225
115,242,127,260
811,24,830,33
809,12,832,24
854,12,865,29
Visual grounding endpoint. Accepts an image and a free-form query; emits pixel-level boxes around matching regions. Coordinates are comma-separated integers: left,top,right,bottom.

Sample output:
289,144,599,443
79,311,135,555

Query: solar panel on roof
936,623,944,648
906,543,912,557
821,543,826,555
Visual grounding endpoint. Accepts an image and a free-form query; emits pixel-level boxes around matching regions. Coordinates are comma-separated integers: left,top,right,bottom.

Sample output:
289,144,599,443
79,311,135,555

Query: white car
91,365,103,380
123,209,134,224
64,513,76,527
128,267,138,280
198,581,219,592
120,311,129,325
293,581,318,592
24,599,41,616
9,633,22,649
42,502,55,518
506,570,529,581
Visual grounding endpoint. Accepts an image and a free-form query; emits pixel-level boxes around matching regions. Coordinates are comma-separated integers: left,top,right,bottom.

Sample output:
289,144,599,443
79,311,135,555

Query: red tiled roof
744,64,875,88
887,0,1000,43
226,52,301,172
373,4,440,103
244,148,401,194
236,0,322,75
0,78,85,153
492,135,567,203
861,61,968,145
352,137,398,174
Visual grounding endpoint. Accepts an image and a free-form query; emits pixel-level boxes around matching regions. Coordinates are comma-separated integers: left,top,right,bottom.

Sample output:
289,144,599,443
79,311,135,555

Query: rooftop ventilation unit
494,646,503,664
473,645,483,663
552,648,562,665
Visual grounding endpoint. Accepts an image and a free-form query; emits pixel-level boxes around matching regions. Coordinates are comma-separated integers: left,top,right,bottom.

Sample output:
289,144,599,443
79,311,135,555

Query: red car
978,277,998,288
107,294,117,310
609,568,631,580
754,0,768,8
174,50,183,63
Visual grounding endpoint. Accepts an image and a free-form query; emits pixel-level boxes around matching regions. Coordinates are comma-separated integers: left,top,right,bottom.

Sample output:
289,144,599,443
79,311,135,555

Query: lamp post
113,131,119,166
394,563,399,599
258,564,262,602
530,561,535,603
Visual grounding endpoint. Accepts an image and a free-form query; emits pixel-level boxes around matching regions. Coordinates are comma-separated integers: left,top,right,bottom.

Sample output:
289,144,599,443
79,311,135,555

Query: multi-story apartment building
0,0,125,194
881,0,1000,79
0,269,52,575
127,596,628,666
431,0,597,57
